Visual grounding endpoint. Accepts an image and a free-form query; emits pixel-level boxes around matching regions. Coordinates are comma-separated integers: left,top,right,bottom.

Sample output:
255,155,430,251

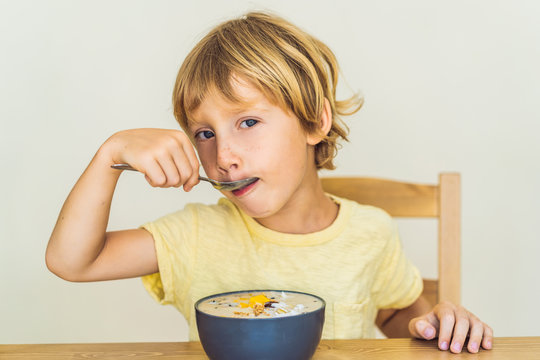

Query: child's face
188,78,320,219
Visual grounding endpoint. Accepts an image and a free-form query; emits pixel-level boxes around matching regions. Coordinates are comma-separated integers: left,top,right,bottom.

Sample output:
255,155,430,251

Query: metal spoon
110,163,258,191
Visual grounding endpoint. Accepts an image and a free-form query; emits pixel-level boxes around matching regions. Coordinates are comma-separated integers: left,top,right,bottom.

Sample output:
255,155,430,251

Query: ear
307,98,333,145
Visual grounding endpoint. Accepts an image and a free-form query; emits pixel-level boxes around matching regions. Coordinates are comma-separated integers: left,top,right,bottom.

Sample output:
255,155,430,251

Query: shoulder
331,195,397,246
333,195,394,229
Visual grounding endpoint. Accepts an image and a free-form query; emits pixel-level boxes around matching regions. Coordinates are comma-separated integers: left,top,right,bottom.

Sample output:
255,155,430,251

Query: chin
228,197,278,219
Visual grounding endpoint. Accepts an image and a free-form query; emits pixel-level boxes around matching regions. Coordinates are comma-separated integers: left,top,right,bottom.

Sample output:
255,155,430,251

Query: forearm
46,142,121,279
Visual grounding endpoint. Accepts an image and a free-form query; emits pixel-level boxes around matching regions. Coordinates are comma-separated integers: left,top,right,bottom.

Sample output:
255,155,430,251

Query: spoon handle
110,163,137,171
110,163,207,182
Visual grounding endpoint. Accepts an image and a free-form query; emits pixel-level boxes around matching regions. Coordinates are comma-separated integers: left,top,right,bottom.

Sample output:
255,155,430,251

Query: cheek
243,143,262,153
196,146,216,169
263,136,308,170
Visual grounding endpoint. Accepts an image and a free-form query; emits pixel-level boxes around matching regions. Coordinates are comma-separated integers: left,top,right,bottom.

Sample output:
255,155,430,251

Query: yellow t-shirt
141,195,422,341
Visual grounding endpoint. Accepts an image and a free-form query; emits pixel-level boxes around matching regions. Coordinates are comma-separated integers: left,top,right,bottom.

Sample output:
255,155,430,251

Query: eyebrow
227,100,266,114
190,102,270,124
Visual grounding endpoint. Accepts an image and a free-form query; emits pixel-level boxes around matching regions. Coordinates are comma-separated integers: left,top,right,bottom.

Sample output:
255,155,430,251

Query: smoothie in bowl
197,290,324,318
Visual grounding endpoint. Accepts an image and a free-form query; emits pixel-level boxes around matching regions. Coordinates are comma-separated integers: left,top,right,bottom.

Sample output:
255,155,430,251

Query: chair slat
321,177,439,217
438,173,461,304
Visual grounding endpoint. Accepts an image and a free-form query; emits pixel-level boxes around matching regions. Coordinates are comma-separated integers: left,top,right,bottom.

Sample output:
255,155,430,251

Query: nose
216,138,240,175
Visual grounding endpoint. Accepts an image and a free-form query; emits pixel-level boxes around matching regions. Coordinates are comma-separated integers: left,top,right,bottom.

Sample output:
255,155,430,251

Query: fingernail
440,341,448,350
470,342,478,352
452,342,462,352
424,328,434,338
486,340,492,349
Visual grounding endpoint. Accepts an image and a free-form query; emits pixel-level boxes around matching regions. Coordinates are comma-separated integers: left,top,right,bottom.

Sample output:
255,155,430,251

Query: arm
46,128,199,282
376,296,494,354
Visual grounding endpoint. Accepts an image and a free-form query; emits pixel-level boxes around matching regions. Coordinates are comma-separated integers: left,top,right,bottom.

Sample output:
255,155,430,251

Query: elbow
45,246,86,282
45,249,69,281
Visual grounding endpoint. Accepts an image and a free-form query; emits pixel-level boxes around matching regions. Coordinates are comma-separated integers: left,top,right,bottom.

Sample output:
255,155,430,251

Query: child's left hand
408,301,493,353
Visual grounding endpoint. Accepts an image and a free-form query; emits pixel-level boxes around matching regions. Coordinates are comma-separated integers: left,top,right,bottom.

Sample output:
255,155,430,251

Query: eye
195,130,215,140
240,118,258,128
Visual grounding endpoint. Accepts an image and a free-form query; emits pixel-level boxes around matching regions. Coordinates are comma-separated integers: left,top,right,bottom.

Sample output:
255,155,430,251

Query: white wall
1,0,539,343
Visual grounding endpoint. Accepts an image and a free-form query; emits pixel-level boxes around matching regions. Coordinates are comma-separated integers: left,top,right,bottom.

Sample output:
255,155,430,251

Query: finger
158,155,182,188
408,317,423,338
411,319,437,340
466,315,484,353
434,304,455,351
423,309,440,330
180,141,200,191
449,307,470,353
409,310,439,340
481,324,494,350
170,156,188,188
168,145,196,188
172,155,194,189
154,134,186,188
142,158,167,187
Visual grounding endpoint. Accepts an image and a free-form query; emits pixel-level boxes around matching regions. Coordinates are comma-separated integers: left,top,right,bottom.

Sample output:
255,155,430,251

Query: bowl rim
195,289,326,321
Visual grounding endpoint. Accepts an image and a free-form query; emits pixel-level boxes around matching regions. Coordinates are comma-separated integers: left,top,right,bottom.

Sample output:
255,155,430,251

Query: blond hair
172,12,362,170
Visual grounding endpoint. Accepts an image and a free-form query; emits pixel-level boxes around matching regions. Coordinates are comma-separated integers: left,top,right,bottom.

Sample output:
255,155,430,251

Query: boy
46,12,492,353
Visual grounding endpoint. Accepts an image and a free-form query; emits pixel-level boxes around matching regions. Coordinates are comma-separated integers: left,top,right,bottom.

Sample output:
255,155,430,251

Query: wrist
100,130,130,163
93,137,124,178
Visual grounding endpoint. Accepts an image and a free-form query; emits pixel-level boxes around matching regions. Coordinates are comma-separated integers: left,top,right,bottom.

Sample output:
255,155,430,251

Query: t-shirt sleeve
371,222,423,310
140,204,199,314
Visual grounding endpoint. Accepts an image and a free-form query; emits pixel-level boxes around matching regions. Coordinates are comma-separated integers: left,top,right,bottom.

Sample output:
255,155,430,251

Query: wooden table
1,337,539,359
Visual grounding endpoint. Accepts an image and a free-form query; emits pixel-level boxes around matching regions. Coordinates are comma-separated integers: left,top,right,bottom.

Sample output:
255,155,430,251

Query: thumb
409,312,439,340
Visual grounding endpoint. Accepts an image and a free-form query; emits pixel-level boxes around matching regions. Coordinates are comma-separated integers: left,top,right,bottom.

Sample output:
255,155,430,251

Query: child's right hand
103,128,200,191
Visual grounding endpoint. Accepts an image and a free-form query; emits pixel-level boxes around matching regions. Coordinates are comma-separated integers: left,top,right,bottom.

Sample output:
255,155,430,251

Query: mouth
231,177,259,197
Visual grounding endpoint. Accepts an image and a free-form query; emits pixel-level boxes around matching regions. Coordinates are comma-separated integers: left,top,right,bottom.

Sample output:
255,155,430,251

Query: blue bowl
195,290,325,360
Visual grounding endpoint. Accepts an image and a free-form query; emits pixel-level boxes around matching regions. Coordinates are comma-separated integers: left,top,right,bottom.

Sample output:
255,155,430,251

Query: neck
254,176,339,234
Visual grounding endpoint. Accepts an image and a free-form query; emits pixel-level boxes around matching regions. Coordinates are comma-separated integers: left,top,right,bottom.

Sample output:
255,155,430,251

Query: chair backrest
321,173,461,306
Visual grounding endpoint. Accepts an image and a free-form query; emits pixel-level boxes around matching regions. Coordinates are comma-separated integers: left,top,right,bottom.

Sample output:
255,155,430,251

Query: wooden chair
321,173,461,306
